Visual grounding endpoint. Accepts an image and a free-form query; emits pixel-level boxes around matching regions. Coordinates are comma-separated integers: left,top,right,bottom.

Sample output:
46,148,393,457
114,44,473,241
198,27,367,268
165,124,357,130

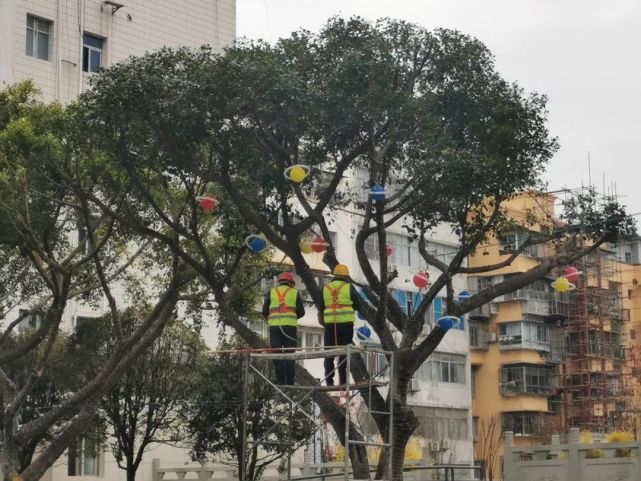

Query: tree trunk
0,439,23,481
126,465,137,481
375,404,419,481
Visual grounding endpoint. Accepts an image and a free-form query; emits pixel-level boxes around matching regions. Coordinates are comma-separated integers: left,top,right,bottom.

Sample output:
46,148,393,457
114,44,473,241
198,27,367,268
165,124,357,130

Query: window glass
26,15,51,60
83,33,104,72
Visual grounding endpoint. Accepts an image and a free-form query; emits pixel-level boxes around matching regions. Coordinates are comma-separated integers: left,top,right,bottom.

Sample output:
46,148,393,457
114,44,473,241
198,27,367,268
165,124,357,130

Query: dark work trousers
269,325,297,385
323,322,354,386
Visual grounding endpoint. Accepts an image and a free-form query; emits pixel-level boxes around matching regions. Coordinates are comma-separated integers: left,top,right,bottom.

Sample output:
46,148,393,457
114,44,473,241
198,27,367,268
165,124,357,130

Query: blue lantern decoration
457,290,472,301
437,316,460,332
369,185,386,202
356,325,372,341
245,234,267,253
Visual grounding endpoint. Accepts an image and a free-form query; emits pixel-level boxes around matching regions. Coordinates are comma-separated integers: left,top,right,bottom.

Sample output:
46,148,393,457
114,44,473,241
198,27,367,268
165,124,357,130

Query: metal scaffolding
238,344,395,481
557,247,626,431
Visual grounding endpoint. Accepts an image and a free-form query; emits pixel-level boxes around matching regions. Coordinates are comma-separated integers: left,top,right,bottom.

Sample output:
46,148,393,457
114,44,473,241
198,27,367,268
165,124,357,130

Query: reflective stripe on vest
323,280,355,324
268,286,298,327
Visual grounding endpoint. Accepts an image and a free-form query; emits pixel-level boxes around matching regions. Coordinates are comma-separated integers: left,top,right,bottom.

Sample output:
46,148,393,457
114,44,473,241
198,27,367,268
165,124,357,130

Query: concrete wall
0,0,18,87
4,0,235,102
504,431,641,481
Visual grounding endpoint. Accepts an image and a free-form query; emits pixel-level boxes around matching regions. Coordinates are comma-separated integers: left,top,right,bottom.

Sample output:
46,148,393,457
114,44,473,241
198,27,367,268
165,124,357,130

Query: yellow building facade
468,192,640,476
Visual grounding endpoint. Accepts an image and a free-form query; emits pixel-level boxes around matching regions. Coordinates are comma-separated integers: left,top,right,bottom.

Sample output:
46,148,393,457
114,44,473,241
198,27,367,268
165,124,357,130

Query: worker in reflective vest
321,264,363,386
261,271,305,385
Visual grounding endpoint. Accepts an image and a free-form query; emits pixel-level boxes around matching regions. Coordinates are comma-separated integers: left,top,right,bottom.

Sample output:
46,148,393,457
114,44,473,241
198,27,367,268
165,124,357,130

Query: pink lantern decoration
413,271,429,289
386,245,393,257
563,266,580,283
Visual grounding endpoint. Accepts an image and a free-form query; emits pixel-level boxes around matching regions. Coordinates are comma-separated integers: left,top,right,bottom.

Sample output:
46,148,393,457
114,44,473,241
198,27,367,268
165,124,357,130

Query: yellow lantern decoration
551,276,575,293
299,241,313,254
284,164,311,183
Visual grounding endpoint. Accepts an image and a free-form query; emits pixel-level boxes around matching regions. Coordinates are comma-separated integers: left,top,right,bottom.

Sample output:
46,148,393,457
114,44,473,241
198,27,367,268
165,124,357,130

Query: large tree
66,17,634,480
0,82,188,481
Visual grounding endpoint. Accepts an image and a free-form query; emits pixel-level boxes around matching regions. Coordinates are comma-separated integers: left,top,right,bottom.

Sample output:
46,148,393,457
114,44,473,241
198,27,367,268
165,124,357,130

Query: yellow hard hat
333,264,350,277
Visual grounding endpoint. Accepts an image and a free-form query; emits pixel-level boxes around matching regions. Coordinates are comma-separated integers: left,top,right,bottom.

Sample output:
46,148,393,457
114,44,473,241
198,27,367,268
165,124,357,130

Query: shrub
608,431,634,457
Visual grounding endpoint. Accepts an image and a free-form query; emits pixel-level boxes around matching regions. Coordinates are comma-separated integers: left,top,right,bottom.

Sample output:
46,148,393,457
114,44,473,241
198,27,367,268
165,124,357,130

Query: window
500,364,552,395
74,316,96,332
297,328,322,348
502,412,547,437
498,321,550,351
68,432,101,476
499,229,539,257
415,352,466,384
413,406,470,440
471,366,478,398
17,309,43,332
469,321,488,349
83,34,104,73
26,15,51,60
625,252,632,264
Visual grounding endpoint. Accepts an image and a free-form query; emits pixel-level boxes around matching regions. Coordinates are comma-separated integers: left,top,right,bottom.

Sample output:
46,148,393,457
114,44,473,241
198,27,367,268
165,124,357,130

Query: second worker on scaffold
321,264,364,386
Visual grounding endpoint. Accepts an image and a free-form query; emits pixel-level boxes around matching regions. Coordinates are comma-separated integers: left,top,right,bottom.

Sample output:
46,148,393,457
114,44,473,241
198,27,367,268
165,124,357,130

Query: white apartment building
0,0,235,103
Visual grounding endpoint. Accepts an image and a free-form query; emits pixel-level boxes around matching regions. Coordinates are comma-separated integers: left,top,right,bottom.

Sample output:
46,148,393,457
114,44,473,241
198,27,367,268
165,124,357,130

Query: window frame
68,432,101,476
82,33,104,73
26,15,51,60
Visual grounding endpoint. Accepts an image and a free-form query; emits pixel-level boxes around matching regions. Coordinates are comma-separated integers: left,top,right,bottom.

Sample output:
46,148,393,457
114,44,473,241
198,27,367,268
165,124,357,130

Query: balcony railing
498,335,550,352
502,289,551,316
500,380,552,396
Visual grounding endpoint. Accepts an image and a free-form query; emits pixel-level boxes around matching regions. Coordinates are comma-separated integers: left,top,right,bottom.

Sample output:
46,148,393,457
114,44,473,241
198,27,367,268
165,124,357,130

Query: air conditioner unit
488,333,497,343
429,441,440,452
441,439,451,450
408,379,420,392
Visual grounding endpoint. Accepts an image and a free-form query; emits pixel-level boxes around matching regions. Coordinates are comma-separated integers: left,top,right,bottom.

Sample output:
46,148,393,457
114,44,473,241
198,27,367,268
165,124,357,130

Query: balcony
502,289,551,316
499,379,552,396
469,303,492,321
500,364,554,396
498,321,551,353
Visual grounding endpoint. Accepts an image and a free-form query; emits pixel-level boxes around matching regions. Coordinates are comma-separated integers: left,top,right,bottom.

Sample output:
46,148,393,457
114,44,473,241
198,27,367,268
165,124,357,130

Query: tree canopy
1,16,635,481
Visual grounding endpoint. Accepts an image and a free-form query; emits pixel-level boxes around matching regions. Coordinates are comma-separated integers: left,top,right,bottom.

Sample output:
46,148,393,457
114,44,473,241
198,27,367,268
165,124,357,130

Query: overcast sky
237,0,641,214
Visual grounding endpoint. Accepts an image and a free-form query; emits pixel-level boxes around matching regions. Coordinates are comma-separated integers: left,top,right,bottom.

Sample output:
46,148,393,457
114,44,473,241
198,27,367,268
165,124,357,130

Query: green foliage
0,81,67,250
0,328,94,471
585,448,605,459
188,336,314,481
68,308,208,479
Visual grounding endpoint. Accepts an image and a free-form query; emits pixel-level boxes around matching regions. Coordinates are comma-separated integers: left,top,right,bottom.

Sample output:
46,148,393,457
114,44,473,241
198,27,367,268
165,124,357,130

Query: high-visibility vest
268,286,299,327
323,280,355,324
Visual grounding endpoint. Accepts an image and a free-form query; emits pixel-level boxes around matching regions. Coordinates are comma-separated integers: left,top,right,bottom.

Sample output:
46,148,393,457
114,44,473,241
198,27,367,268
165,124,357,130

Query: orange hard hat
278,272,295,284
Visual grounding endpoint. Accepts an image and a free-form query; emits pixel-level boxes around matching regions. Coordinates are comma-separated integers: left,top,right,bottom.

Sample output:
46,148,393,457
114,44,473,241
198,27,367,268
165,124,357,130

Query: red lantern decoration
311,237,327,253
196,195,217,212
413,271,429,289
563,266,580,283
386,245,393,257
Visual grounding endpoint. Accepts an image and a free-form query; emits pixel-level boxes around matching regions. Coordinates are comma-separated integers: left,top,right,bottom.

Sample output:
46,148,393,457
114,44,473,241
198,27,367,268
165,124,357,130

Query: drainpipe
55,0,61,100
78,0,84,95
